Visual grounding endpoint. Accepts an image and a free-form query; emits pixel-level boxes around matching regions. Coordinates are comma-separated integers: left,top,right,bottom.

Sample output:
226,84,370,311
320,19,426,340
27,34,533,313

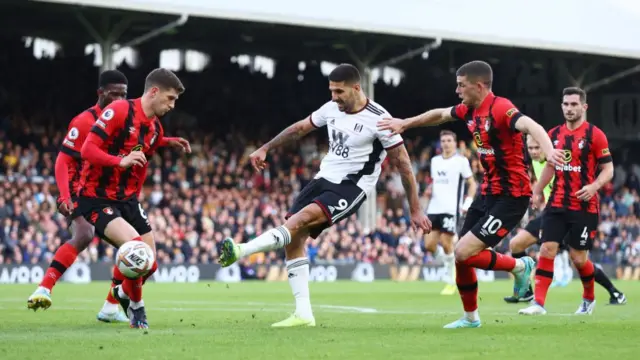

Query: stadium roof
33,0,640,60
4,0,638,70
4,0,436,66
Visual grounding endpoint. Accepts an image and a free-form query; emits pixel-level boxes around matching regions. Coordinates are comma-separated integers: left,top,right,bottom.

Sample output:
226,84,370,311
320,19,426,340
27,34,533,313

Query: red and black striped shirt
79,98,164,201
451,93,531,197
547,121,611,213
57,105,101,200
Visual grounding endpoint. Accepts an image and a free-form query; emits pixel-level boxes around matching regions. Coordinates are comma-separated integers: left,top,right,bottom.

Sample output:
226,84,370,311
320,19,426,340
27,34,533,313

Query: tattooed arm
386,144,421,216
249,116,318,171
262,117,317,152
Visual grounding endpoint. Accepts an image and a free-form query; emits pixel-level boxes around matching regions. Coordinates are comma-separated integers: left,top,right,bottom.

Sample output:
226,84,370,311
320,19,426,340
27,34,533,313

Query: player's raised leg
28,217,95,311
445,197,535,329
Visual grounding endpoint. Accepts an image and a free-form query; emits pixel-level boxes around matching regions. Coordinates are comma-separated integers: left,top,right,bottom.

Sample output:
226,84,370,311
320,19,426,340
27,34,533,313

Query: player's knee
510,232,532,252
67,221,95,251
539,242,559,259
569,250,588,268
286,204,326,231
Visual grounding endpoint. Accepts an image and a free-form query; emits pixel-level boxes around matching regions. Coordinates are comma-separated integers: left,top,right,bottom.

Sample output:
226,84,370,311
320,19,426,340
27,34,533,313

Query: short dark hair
456,60,493,88
562,87,587,103
144,68,185,94
440,130,457,141
99,70,128,88
328,64,361,84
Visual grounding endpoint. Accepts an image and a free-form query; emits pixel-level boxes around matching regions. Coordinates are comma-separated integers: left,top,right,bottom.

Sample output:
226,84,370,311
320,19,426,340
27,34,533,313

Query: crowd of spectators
2,123,640,280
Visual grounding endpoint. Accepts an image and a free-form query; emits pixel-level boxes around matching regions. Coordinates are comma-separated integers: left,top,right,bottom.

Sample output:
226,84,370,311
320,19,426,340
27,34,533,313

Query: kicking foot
27,287,52,311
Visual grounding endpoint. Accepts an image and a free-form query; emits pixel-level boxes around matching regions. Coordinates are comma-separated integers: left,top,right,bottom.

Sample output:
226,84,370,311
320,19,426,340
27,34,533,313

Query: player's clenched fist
119,151,146,168
249,147,268,172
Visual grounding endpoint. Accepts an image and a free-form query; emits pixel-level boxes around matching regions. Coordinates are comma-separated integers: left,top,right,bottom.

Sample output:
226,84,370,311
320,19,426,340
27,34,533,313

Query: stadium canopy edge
35,0,640,59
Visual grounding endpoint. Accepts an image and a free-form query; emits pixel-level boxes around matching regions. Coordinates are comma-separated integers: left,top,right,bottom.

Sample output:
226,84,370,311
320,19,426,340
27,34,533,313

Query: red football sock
577,260,595,302
40,243,79,291
119,237,145,302
534,256,554,307
122,277,143,302
142,261,158,285
455,262,478,312
462,249,516,271
106,265,125,304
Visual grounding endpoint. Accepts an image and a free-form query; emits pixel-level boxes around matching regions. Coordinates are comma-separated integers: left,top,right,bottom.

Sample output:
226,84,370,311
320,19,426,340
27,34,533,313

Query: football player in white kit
425,130,477,295
217,63,432,327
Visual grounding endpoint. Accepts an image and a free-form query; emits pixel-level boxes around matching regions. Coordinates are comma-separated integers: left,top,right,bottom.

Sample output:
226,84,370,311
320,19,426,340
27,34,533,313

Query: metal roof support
583,64,640,93
75,11,188,71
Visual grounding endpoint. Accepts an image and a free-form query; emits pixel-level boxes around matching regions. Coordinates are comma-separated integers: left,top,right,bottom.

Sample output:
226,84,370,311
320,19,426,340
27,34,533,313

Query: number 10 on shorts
481,215,505,237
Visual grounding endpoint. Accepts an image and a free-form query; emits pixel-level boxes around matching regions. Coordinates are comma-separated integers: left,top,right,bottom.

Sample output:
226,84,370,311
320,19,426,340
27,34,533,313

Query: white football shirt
310,100,403,194
427,154,473,216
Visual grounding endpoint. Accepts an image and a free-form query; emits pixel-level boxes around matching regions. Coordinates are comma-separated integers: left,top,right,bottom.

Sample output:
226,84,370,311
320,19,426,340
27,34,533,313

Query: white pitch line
1,300,582,317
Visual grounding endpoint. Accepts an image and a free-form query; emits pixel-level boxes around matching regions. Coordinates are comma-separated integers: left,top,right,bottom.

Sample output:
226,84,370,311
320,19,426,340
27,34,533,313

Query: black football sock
594,266,619,297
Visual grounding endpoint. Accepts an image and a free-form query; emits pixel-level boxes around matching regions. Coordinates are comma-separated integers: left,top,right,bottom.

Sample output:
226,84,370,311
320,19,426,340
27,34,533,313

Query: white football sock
239,226,292,257
101,301,119,314
465,310,480,322
130,300,145,310
117,286,129,300
434,246,445,260
443,253,455,285
286,257,313,320
512,258,525,273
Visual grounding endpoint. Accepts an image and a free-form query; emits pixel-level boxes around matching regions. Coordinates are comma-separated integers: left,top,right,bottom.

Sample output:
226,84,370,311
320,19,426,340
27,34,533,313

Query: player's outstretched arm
386,144,432,232
377,108,454,135
248,117,317,172
514,116,563,165
262,117,317,152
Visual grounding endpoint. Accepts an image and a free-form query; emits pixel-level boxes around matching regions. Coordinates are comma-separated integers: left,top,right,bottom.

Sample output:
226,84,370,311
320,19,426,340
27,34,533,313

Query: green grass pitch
0,281,637,360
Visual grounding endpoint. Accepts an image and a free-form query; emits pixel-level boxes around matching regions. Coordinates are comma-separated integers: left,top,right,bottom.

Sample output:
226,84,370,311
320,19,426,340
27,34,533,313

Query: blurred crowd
1,40,640,280
2,124,640,280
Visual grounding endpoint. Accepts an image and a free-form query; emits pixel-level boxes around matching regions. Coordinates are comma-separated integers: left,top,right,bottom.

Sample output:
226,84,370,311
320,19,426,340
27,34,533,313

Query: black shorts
428,213,457,234
285,178,366,239
75,196,152,240
524,214,543,239
540,208,598,251
460,195,530,247
520,213,568,251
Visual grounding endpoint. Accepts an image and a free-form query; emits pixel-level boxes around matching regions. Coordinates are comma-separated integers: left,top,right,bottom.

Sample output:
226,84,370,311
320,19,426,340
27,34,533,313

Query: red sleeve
450,104,469,121
592,127,612,164
81,101,128,167
54,152,74,201
60,114,94,159
492,98,523,132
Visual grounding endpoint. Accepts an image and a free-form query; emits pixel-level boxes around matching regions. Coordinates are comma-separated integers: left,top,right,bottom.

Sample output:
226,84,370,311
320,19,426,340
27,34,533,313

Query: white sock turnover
286,257,313,320
101,300,119,314
239,226,292,257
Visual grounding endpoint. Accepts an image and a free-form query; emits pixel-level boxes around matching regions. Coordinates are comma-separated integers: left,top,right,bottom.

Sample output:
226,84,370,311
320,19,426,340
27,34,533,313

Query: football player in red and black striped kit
378,61,564,328
27,70,130,322
519,87,615,316
78,68,190,329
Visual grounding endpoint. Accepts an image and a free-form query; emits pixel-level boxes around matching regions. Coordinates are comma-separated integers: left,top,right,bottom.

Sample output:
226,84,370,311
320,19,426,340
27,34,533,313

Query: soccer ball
116,241,155,279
